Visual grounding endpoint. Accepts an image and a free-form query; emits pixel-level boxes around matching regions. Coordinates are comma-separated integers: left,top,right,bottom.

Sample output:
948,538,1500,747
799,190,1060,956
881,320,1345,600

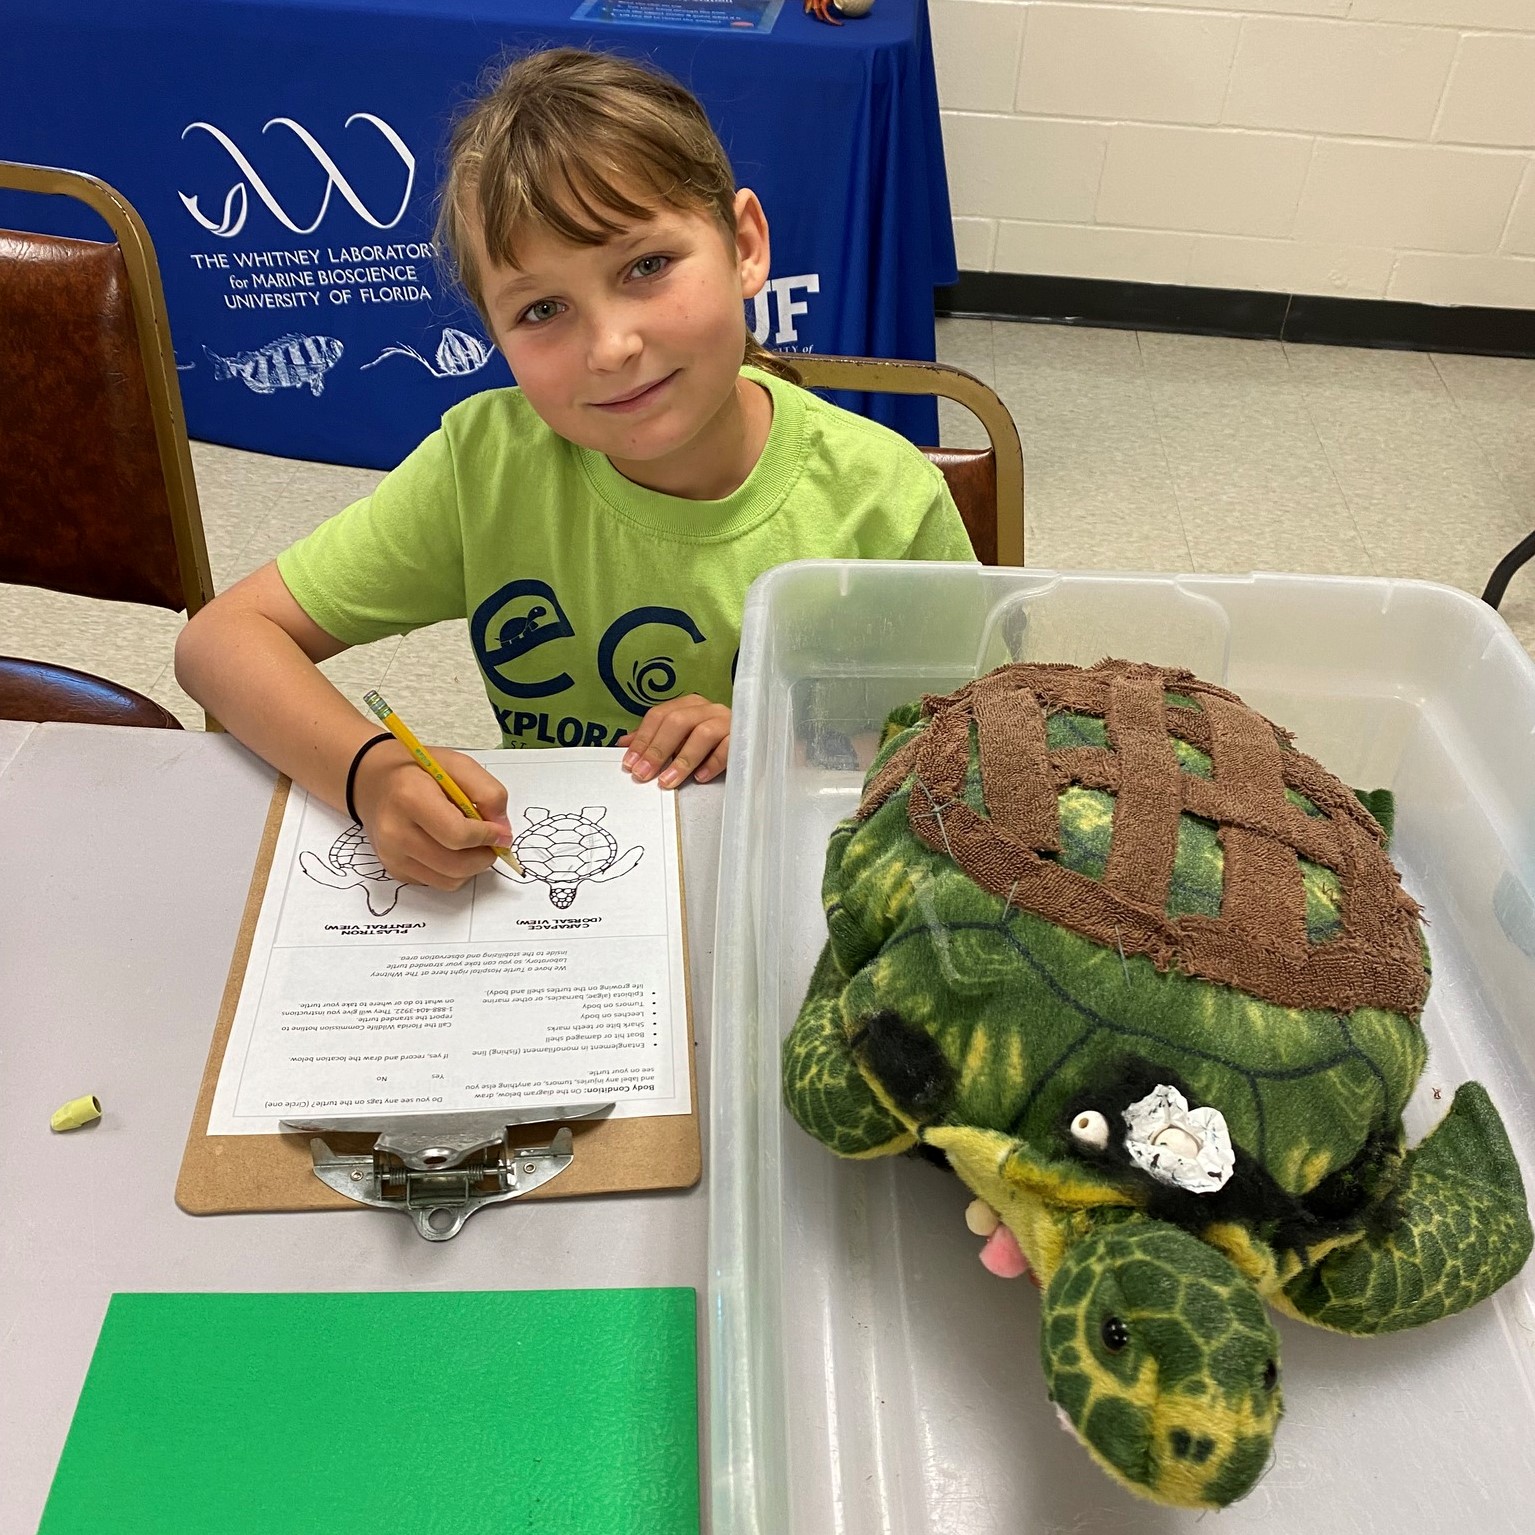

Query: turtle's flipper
590,846,643,883
361,879,404,918
1281,1081,1532,1333
781,945,915,1157
299,850,349,890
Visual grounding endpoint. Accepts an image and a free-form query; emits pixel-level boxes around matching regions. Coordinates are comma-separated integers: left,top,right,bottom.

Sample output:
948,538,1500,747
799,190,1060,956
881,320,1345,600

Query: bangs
476,150,700,272
436,50,739,323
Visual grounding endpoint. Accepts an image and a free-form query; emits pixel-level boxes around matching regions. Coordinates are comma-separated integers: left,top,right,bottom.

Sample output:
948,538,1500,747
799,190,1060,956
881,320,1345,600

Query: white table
0,724,720,1529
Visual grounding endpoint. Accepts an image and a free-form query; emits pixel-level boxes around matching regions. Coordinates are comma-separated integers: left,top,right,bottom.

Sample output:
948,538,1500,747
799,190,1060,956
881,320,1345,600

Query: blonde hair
437,48,799,383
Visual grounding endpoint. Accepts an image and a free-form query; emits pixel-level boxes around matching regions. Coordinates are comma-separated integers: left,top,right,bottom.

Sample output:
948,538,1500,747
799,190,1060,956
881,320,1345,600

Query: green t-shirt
277,366,976,748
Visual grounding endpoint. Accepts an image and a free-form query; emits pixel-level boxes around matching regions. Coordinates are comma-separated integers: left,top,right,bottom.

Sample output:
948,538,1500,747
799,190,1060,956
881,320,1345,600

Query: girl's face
471,189,771,469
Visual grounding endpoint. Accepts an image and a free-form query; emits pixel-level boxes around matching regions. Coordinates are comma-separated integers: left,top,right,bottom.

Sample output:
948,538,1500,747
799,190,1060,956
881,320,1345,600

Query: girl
176,48,975,894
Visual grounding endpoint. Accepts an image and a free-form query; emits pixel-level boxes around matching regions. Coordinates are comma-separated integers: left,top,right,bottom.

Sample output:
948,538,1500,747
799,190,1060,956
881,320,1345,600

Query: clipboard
176,776,701,1217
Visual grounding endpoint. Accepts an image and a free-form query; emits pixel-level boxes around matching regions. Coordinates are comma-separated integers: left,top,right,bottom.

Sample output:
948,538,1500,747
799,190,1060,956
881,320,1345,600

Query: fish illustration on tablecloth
204,334,344,397
361,326,493,379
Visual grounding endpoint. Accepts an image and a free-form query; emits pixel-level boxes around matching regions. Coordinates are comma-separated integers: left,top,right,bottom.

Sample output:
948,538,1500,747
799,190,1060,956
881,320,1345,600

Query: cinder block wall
933,0,1535,306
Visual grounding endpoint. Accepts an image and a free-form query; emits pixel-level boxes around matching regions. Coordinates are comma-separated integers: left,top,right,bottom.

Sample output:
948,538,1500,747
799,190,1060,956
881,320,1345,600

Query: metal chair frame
1483,532,1535,611
792,354,1026,567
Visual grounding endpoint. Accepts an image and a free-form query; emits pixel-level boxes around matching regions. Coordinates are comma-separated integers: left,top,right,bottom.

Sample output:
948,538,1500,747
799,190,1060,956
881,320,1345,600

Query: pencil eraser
51,1094,102,1132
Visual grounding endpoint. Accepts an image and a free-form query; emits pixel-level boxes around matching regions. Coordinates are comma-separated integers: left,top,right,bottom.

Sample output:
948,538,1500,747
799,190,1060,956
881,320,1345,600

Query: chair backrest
791,355,1025,566
0,161,213,616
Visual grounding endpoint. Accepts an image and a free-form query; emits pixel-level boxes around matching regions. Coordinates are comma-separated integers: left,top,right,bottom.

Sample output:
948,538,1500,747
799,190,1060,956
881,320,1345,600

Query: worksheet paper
208,749,690,1134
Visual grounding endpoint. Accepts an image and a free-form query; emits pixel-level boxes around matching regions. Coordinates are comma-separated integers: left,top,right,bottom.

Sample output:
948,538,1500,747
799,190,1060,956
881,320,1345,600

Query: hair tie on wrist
345,732,395,825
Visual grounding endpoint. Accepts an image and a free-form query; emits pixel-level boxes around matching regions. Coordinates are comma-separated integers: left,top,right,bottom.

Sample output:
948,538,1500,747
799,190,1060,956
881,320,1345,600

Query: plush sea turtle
299,822,405,917
783,659,1532,1510
503,806,643,908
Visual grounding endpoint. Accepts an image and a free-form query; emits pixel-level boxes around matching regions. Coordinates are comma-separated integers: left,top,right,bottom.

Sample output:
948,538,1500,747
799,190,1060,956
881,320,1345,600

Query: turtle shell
328,822,388,879
819,660,1432,1198
514,813,618,884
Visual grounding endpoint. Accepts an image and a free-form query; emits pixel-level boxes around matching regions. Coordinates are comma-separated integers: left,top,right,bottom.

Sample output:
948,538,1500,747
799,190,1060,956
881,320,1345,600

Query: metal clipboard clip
280,1102,613,1241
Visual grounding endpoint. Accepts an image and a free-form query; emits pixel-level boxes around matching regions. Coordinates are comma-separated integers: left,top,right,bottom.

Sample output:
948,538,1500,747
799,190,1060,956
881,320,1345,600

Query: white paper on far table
208,749,690,1134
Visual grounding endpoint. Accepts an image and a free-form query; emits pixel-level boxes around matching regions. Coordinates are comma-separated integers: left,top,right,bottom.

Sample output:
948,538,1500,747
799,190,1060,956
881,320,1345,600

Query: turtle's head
1040,1217,1282,1509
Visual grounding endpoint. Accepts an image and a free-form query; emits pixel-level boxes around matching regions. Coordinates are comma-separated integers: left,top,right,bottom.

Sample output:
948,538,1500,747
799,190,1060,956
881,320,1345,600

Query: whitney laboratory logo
179,114,416,239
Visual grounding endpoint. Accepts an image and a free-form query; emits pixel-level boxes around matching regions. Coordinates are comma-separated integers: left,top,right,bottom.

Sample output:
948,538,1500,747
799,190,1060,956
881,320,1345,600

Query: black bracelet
344,732,395,824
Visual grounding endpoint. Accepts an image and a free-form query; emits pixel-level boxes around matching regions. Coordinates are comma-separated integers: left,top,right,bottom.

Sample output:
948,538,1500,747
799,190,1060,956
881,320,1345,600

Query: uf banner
0,0,955,468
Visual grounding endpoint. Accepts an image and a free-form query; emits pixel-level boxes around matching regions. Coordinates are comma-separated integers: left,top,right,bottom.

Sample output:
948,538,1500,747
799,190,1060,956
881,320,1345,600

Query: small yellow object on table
51,1095,102,1132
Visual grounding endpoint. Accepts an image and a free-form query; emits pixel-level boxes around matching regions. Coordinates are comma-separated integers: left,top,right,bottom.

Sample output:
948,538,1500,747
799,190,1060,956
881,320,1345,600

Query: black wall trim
936,270,1535,358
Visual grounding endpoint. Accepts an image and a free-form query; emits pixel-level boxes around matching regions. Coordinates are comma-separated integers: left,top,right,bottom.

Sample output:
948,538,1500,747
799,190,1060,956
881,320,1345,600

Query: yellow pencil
362,689,523,875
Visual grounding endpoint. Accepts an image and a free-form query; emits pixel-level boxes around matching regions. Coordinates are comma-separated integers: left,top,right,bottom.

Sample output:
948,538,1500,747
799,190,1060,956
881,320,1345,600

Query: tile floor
4,319,1533,745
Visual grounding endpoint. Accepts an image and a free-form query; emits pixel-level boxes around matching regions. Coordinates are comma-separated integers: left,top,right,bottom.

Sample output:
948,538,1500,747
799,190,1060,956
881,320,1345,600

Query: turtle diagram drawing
299,805,644,917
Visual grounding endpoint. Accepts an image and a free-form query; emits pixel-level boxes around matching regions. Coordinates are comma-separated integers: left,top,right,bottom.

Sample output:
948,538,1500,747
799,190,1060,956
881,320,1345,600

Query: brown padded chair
0,160,214,727
793,355,1025,566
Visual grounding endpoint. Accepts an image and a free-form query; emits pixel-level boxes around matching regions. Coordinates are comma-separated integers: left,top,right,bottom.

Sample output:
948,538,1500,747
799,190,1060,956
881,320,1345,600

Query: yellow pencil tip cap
51,1095,102,1132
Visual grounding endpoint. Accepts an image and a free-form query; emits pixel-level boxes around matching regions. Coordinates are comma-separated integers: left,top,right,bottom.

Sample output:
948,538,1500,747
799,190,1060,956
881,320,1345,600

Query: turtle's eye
1262,1358,1278,1391
1100,1315,1129,1352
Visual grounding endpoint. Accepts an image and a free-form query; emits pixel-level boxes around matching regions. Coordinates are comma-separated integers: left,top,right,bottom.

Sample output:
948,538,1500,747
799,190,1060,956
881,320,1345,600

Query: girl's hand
351,742,513,889
617,695,730,788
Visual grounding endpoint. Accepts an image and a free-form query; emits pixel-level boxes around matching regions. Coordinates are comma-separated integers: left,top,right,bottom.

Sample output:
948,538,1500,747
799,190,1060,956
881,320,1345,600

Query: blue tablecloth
0,0,953,467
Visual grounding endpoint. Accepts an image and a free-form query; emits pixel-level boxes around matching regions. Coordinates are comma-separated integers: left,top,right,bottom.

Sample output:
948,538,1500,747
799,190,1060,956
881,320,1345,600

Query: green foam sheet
41,1288,699,1534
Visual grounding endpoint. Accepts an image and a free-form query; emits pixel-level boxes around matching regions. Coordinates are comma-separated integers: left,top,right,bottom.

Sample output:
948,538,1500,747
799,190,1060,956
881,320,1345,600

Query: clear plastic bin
709,563,1535,1535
